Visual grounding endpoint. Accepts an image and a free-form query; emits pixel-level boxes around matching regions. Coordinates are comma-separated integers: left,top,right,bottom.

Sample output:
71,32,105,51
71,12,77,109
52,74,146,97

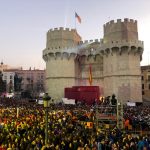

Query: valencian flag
75,12,81,23
89,65,92,86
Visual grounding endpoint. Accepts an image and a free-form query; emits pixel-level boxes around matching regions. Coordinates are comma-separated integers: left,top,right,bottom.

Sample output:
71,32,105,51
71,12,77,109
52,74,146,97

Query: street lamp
43,93,51,145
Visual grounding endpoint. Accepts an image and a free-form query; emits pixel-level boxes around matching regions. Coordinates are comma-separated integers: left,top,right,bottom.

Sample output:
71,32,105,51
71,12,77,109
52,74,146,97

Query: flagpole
89,64,92,86
75,11,77,30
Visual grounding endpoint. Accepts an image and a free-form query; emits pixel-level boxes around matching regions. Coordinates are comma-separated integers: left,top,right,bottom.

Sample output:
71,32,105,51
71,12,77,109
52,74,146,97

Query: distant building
1,64,46,97
2,70,15,93
16,68,46,97
0,61,22,72
141,65,150,101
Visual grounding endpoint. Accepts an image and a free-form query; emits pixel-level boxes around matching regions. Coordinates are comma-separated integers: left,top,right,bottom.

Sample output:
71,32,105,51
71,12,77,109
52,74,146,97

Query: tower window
142,84,144,89
148,75,150,81
142,91,145,95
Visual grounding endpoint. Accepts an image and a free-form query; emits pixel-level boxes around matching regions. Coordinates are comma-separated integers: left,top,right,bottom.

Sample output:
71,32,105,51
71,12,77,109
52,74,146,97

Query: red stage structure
64,86,100,105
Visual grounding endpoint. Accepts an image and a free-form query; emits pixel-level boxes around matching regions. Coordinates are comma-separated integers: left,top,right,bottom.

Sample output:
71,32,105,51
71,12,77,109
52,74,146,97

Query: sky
0,0,150,69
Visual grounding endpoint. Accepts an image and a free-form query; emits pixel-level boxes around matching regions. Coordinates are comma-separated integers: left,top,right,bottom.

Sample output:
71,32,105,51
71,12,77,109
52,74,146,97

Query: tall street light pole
43,93,51,145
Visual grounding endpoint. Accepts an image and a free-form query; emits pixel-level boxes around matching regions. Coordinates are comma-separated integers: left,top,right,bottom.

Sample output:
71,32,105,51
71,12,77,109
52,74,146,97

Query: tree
0,71,6,95
14,73,22,92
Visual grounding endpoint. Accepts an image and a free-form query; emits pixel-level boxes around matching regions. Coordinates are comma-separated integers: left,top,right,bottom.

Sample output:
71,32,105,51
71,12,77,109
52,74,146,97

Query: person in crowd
111,94,117,106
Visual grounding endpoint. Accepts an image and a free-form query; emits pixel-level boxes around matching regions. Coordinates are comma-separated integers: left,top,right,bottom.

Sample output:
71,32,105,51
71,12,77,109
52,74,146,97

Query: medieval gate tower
43,18,144,103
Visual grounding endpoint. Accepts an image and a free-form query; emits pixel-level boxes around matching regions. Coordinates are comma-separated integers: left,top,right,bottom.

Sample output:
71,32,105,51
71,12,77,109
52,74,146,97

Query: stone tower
43,27,81,100
43,18,144,103
101,18,143,102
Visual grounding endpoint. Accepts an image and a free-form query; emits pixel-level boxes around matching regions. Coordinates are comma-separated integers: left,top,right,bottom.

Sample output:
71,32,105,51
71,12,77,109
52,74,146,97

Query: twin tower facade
43,18,144,103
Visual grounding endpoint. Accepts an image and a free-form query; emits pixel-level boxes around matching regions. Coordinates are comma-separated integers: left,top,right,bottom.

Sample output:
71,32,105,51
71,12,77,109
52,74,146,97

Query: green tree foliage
14,73,22,92
0,71,6,95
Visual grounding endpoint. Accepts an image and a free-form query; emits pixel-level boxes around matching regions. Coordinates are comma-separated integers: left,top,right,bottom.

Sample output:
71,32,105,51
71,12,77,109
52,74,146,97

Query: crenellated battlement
101,39,143,46
48,27,76,33
100,40,143,53
47,27,80,41
104,18,137,28
43,38,143,58
79,39,100,45
46,27,82,53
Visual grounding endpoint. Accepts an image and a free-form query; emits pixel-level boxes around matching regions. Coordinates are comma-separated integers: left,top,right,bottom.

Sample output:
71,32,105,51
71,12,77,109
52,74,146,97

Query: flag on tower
89,65,92,86
75,12,81,23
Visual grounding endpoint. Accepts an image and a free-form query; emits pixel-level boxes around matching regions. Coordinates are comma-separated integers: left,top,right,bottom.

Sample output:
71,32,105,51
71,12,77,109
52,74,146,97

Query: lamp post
43,93,51,145
117,100,123,130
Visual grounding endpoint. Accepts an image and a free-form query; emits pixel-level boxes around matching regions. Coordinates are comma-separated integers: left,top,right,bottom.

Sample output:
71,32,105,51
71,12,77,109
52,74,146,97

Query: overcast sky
0,0,150,69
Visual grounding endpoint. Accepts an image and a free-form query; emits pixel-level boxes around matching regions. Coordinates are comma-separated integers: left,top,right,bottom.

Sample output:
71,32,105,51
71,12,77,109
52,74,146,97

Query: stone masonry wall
46,54,76,100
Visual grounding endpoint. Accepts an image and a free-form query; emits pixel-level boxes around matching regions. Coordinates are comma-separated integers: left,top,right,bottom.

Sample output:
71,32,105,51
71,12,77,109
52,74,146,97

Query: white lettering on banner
62,98,75,105
127,102,136,106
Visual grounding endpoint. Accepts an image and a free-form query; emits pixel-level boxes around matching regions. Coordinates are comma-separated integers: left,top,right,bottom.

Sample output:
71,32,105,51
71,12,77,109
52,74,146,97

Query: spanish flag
75,12,81,23
89,65,92,86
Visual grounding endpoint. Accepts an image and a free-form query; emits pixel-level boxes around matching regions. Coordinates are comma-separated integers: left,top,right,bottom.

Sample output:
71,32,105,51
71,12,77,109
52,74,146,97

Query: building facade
16,69,46,97
2,70,15,93
141,65,150,101
43,18,144,103
1,67,46,97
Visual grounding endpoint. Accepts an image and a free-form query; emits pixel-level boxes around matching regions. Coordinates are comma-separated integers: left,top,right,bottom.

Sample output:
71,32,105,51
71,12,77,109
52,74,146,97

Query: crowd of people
124,105,150,131
0,98,150,149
